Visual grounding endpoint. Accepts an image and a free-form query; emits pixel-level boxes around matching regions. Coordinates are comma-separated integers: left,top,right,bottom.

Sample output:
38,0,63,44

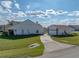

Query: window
15,29,17,32
36,30,39,34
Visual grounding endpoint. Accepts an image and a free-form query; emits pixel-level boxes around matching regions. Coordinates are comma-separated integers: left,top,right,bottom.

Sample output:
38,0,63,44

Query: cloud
0,5,11,13
0,0,12,14
13,0,20,10
68,11,79,17
13,11,26,17
46,9,68,15
1,0,12,9
26,10,45,16
25,9,68,19
0,11,26,22
57,18,79,25
25,10,50,19
15,3,20,10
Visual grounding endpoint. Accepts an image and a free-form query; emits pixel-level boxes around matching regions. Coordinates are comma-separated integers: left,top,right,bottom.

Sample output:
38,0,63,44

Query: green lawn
51,32,79,45
0,34,44,57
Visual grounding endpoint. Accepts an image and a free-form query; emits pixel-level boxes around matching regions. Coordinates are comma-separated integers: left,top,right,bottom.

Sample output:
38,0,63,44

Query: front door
9,30,14,35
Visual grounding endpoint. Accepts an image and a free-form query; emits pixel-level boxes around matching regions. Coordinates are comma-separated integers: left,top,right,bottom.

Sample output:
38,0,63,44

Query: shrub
2,32,8,36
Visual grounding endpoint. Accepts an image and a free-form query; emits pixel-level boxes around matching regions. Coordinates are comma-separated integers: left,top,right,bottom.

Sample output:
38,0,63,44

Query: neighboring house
0,25,4,32
8,19,44,35
8,21,21,26
69,25,79,31
2,21,21,32
48,25,74,35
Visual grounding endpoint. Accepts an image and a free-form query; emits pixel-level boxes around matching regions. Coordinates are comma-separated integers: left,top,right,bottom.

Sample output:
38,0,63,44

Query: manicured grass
0,34,44,57
0,45,43,57
51,32,79,45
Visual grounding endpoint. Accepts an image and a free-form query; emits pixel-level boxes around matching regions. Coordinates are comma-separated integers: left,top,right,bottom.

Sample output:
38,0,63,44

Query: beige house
48,25,74,35
8,19,44,35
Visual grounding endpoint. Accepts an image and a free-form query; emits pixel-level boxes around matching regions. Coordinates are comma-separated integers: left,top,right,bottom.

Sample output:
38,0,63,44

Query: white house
0,25,4,32
48,25,74,35
69,25,79,31
1,21,21,33
8,19,44,35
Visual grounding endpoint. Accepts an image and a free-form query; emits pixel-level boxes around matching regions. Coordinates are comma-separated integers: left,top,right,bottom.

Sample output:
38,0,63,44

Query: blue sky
0,0,79,27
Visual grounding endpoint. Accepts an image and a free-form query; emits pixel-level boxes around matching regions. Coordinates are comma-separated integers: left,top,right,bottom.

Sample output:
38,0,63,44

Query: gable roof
68,25,79,29
48,25,74,30
9,19,43,29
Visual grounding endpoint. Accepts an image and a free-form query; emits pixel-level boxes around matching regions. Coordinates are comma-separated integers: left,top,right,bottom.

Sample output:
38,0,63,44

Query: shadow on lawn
0,34,40,40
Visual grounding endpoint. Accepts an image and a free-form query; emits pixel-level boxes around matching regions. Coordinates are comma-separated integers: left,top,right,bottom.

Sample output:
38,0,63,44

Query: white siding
58,29,63,35
48,27,74,35
49,30,56,35
11,20,44,35
13,28,44,35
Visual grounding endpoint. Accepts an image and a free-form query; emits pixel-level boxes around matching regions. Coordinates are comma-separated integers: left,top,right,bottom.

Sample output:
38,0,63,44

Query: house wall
58,29,63,35
8,20,45,35
48,27,74,35
13,28,44,35
48,26,56,35
48,30,56,35
12,24,44,35
48,29,64,35
0,25,4,32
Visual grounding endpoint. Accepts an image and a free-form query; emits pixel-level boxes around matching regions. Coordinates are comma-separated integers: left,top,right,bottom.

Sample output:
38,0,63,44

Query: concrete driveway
39,34,74,58
38,45,78,58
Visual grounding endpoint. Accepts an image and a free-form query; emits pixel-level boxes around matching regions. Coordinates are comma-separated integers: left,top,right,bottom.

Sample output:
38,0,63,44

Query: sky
0,0,79,27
